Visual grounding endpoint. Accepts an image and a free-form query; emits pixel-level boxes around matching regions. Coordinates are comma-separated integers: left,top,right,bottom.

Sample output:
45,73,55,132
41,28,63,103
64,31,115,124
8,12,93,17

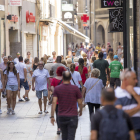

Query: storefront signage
109,8,123,32
26,11,35,23
81,14,89,23
101,0,123,8
62,4,73,11
0,5,4,11
62,11,74,24
9,0,22,6
7,15,18,23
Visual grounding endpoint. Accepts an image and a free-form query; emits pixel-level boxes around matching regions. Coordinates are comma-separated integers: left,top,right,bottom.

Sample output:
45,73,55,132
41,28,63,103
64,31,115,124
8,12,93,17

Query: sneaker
12,110,15,115
19,99,24,102
2,94,6,98
25,97,30,101
0,109,2,114
44,110,49,114
7,108,12,114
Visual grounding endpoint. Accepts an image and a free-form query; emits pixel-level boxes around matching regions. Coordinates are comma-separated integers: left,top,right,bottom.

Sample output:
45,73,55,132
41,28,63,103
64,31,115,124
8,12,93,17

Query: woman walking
102,44,107,59
27,51,34,65
117,42,123,61
33,57,39,71
75,58,88,85
51,66,66,135
0,69,4,114
106,52,114,65
4,62,20,115
24,59,33,99
82,68,104,119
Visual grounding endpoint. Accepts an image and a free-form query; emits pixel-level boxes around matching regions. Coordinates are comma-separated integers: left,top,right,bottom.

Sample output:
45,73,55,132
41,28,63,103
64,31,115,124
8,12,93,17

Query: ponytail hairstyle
78,58,84,74
70,63,75,73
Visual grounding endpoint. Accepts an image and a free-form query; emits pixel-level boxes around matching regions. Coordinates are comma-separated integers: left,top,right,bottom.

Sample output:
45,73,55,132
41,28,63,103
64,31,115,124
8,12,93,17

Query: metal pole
94,0,96,47
123,0,127,68
0,18,1,63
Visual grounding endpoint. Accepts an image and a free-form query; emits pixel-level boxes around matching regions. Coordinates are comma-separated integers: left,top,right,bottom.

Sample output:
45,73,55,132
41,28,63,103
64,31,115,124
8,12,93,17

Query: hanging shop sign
26,11,35,23
0,5,4,11
7,15,18,23
9,0,22,6
62,4,73,11
109,8,123,32
62,11,74,24
101,0,123,8
81,14,89,23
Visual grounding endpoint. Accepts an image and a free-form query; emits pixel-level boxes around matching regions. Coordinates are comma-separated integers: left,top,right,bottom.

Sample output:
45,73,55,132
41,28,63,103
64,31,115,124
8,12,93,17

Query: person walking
14,52,20,64
93,52,109,87
75,58,88,85
51,71,83,140
32,61,51,114
51,66,66,134
70,64,83,90
15,56,29,102
0,68,4,114
50,56,67,77
52,51,56,63
115,68,140,140
75,44,81,57
106,52,114,65
27,51,34,65
4,62,20,115
108,45,113,54
24,59,33,98
82,68,104,118
109,55,123,88
44,57,54,74
89,57,96,74
66,58,72,69
101,44,107,59
95,43,101,54
91,88,136,140
33,57,39,71
117,42,123,61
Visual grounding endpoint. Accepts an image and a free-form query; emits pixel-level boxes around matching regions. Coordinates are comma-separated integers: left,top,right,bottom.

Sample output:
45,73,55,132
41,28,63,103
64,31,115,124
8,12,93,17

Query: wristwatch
50,116,54,118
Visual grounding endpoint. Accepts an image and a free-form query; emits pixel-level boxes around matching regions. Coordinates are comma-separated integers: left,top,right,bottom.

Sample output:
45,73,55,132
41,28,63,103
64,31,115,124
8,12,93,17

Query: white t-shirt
32,68,50,91
15,62,26,79
14,58,19,64
70,71,82,88
102,48,107,54
4,70,19,85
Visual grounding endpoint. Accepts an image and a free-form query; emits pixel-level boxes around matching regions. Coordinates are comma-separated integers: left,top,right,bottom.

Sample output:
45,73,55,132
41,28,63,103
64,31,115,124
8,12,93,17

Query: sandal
38,111,42,114
44,110,49,114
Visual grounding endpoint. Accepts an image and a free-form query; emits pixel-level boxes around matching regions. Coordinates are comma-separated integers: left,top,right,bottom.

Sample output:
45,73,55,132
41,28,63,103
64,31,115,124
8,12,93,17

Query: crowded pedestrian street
0,88,90,140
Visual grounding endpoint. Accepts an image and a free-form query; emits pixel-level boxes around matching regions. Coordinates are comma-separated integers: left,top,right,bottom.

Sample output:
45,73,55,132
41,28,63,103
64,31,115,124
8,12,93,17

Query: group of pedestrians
0,46,140,140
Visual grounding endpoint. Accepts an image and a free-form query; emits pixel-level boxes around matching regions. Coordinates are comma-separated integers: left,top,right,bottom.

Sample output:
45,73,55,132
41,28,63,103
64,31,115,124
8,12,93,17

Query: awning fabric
40,18,90,43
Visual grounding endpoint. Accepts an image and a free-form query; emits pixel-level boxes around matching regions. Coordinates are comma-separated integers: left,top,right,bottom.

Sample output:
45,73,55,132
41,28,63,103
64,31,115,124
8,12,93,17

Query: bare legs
38,96,47,112
43,96,47,111
38,98,42,112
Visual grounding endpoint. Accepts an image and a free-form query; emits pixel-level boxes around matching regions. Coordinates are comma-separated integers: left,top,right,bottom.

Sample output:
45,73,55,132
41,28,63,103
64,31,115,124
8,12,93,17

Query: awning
40,18,90,43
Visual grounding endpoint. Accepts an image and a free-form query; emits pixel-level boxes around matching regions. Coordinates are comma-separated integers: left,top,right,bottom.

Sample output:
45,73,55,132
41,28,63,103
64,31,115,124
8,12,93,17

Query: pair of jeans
59,116,78,140
87,102,100,119
55,104,60,129
103,54,107,59
102,79,107,87
110,78,121,88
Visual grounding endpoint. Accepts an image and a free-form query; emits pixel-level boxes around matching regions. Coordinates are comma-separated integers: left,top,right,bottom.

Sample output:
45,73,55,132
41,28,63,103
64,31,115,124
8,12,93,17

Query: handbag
48,79,62,105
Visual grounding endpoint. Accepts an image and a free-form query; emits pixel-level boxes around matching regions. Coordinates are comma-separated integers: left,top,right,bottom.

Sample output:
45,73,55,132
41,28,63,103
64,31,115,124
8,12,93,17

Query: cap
47,57,53,63
114,55,118,59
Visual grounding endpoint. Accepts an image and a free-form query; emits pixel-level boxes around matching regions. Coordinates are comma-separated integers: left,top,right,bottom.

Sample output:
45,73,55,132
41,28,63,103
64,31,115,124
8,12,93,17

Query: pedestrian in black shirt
90,88,135,140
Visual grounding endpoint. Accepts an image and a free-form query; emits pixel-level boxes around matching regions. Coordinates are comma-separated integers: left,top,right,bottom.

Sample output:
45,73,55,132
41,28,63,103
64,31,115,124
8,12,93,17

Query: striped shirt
115,87,140,129
53,84,82,117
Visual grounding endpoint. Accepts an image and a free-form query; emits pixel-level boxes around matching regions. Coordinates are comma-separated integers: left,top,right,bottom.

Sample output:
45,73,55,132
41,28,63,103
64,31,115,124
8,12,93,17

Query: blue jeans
20,79,29,90
103,54,107,59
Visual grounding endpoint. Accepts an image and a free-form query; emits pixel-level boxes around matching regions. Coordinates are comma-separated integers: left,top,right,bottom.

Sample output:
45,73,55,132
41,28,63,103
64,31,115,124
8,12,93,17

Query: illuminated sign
101,0,123,8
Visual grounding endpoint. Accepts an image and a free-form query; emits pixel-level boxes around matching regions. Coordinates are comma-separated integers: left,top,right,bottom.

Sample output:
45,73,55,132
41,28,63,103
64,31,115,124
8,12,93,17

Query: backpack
98,109,129,140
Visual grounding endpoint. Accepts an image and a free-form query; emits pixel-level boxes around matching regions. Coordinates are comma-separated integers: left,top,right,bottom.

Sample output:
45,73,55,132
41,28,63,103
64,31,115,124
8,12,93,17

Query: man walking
91,88,135,140
109,55,123,88
32,61,51,114
93,52,109,86
51,71,83,140
14,52,20,64
115,68,140,140
50,56,67,77
15,56,29,102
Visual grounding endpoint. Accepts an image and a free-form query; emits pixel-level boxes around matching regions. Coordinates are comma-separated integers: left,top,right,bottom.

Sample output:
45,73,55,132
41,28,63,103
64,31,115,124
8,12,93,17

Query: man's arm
77,98,83,116
47,78,51,91
32,77,35,91
82,87,86,98
79,81,83,89
90,130,98,140
24,68,27,82
51,97,57,125
129,130,136,140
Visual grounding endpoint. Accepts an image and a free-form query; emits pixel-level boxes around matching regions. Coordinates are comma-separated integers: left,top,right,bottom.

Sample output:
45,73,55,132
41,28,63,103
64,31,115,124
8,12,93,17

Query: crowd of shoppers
0,40,140,140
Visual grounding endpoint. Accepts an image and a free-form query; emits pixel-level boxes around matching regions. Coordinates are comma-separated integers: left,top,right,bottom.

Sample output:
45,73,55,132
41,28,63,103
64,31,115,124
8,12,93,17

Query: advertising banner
9,0,22,6
109,8,123,32
101,0,123,8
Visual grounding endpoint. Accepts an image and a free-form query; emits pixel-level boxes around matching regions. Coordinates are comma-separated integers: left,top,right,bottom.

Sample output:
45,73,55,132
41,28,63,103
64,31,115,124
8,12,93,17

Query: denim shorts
6,85,18,91
36,90,48,99
20,79,29,90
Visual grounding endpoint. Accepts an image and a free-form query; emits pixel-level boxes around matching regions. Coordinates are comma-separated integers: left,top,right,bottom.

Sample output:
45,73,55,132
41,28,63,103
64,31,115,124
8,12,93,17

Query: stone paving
0,88,90,140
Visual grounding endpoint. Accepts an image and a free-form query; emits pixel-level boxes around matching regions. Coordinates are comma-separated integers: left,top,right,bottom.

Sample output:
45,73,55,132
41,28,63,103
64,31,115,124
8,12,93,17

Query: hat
114,55,118,59
47,57,53,63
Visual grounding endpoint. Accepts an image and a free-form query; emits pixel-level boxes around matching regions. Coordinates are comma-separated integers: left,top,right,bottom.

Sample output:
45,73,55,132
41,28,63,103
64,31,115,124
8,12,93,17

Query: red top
75,66,88,84
53,84,82,117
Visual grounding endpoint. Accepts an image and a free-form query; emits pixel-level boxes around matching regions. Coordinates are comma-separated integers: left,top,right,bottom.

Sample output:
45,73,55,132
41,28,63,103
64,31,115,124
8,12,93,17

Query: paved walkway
0,88,90,140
